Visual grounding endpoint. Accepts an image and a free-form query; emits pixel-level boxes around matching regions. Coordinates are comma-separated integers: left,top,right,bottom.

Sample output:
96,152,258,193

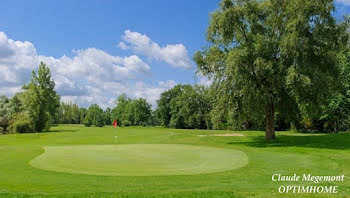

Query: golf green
29,144,248,176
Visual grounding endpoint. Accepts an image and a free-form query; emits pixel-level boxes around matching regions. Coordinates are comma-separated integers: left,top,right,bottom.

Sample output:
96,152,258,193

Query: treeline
1,50,349,133
52,85,211,129
54,59,350,133
52,95,153,127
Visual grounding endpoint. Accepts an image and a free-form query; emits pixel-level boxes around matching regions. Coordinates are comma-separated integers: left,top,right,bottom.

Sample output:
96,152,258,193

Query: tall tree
21,62,60,132
194,0,348,141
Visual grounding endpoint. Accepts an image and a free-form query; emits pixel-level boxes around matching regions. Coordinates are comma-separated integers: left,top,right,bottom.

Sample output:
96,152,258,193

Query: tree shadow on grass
228,132,350,150
43,129,79,133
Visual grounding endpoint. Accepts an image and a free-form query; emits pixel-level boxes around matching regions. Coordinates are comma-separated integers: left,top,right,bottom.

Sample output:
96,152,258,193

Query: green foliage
157,86,183,127
79,107,88,124
54,102,81,124
111,95,132,126
157,84,211,129
104,108,112,125
86,104,105,127
319,50,350,132
194,0,349,141
9,93,22,114
12,120,33,133
111,95,152,126
19,62,60,132
171,85,211,129
132,98,152,126
8,111,34,133
0,95,14,132
83,116,92,127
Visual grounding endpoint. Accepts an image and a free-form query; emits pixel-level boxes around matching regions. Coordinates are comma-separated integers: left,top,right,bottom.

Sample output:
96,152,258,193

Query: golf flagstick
113,119,118,151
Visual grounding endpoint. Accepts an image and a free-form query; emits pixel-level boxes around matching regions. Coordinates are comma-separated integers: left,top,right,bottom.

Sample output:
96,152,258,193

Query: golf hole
30,144,248,176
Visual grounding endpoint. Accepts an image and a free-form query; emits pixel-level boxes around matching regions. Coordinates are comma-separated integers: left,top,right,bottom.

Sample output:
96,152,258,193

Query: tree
10,93,22,114
194,0,348,141
321,50,350,132
157,85,183,127
132,98,152,126
20,62,60,132
111,95,133,126
104,108,112,125
86,104,105,127
54,102,81,124
83,116,92,127
0,95,13,132
169,85,211,129
156,84,211,129
79,107,88,124
111,95,153,126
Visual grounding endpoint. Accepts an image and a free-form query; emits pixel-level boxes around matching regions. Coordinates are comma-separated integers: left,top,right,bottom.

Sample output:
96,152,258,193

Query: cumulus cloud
0,31,176,109
118,30,193,69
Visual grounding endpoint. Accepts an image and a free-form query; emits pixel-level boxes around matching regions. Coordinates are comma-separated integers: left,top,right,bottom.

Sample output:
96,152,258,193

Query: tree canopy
157,84,211,129
17,62,60,132
194,0,349,141
111,95,152,126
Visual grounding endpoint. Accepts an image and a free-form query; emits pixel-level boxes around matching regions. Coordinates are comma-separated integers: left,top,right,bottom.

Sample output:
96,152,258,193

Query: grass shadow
43,129,79,133
228,132,350,150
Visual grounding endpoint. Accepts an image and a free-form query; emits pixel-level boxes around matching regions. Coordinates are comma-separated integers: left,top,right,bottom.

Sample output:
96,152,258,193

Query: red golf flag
113,120,117,127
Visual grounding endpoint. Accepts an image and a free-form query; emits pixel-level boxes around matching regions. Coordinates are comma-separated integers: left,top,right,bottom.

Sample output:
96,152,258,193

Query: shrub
9,112,34,133
13,121,34,133
122,120,131,126
84,118,92,127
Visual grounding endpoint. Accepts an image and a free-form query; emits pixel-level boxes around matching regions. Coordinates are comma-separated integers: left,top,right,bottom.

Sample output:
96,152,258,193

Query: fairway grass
0,125,349,197
30,144,248,176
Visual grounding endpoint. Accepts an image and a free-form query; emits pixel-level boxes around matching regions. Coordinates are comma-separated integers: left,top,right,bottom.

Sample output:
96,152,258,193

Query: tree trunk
333,120,338,133
265,103,276,142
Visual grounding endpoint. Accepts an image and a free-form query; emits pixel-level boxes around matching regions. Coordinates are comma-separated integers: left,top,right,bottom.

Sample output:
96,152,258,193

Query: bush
13,121,34,133
84,118,92,127
122,120,132,126
9,112,34,133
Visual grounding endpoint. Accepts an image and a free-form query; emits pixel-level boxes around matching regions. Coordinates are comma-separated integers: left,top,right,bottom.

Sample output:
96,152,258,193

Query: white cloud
118,30,193,69
117,41,129,50
0,31,176,109
335,0,350,6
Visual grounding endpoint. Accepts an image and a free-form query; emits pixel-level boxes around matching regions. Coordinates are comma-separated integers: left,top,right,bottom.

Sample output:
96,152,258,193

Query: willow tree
194,0,348,141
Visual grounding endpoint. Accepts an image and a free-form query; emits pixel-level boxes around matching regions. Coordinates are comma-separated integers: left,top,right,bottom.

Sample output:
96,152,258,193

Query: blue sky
0,0,349,108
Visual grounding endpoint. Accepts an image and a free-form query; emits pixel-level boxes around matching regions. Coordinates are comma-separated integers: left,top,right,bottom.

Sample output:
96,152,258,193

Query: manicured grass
0,125,349,197
30,144,248,176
